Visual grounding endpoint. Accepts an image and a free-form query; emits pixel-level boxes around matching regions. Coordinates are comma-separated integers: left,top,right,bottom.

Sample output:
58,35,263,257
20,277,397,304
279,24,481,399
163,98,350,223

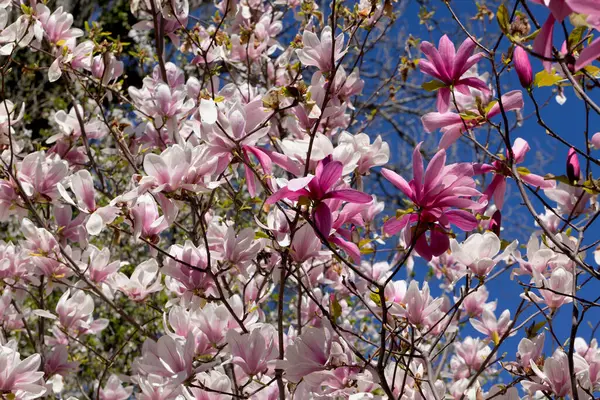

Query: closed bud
513,46,533,88
489,210,501,236
566,147,581,182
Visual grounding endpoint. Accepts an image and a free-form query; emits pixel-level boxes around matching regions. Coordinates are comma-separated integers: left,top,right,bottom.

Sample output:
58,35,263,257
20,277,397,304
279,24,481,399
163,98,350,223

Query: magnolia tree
1,0,600,398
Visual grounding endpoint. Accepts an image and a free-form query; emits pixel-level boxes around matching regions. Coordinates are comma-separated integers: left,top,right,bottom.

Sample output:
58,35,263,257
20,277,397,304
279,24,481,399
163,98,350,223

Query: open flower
381,143,482,260
0,341,46,399
450,232,516,277
419,35,488,113
267,157,371,237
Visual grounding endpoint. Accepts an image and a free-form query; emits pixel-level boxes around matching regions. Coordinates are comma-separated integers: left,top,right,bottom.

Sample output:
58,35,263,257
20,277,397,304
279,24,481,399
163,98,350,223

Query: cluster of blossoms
0,0,599,399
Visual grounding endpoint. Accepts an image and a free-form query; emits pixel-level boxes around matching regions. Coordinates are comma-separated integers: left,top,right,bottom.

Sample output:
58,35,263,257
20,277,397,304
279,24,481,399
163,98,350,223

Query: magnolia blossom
226,326,278,377
450,232,516,277
296,27,346,72
381,143,482,260
517,333,545,370
419,35,487,113
0,341,46,399
525,267,573,310
55,289,109,335
470,309,513,344
99,375,133,400
389,280,443,328
113,259,163,301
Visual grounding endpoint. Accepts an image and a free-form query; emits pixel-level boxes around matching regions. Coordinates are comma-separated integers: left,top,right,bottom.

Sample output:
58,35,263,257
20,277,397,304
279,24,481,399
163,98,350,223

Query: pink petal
419,60,446,82
512,138,530,164
429,229,450,257
566,0,600,16
317,160,343,194
313,202,332,238
436,87,451,113
420,41,451,82
444,209,478,231
488,90,524,118
421,112,463,133
456,77,490,93
330,235,361,263
575,37,600,71
383,214,411,236
381,168,414,198
438,35,456,78
412,144,424,196
438,126,464,149
325,189,372,203
454,37,478,77
533,15,556,72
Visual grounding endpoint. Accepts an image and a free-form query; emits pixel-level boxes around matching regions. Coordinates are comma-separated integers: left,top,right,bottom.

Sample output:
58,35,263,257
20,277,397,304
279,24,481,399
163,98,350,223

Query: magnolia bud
591,132,600,149
567,147,581,182
513,46,533,88
489,210,501,236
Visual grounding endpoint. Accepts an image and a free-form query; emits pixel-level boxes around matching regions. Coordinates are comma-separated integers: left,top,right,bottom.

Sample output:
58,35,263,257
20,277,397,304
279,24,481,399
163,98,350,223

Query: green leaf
421,80,446,92
330,295,342,319
533,70,564,87
369,292,381,306
568,26,587,51
496,4,510,34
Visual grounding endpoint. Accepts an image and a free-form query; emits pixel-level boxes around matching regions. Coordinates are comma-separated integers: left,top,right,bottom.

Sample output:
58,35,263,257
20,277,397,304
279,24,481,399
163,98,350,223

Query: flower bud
567,147,581,182
513,46,533,88
489,210,501,236
591,132,600,150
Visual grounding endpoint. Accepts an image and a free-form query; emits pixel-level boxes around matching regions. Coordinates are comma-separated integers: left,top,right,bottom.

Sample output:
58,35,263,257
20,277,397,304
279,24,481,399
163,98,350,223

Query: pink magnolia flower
0,340,46,399
99,375,133,400
419,35,488,113
279,325,337,383
389,280,444,328
183,371,232,400
16,152,69,201
470,309,513,344
58,169,96,213
525,267,573,310
511,233,557,280
545,182,592,216
267,157,371,238
163,240,215,296
222,227,264,272
0,100,24,146
135,334,195,384
56,289,109,335
226,326,278,377
82,245,121,284
450,232,516,277
381,144,482,260
450,337,492,379
131,193,174,242
523,349,588,397
290,223,323,263
459,285,496,318
336,132,390,175
475,138,555,209
422,90,524,149
517,333,545,370
296,27,346,71
36,4,83,45
44,344,78,377
113,259,162,301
